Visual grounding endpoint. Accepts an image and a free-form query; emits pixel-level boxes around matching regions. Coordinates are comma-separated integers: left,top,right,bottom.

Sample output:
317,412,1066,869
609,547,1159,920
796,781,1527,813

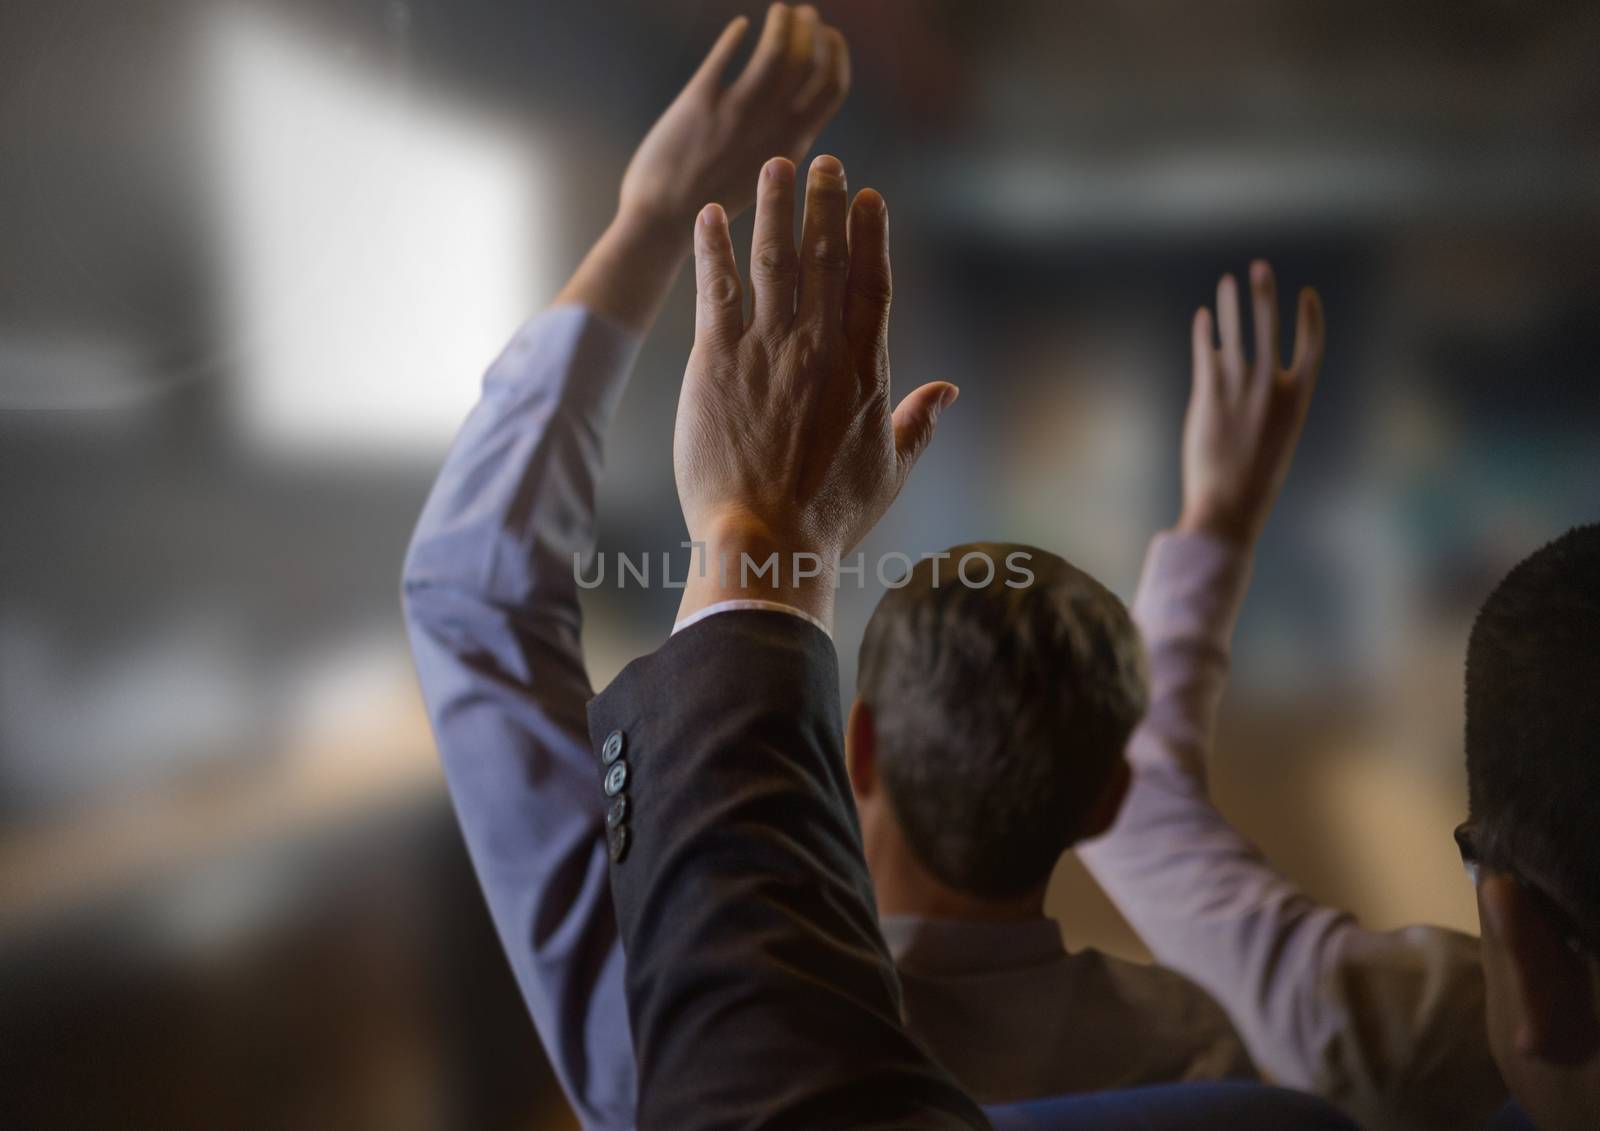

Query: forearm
591,611,987,1129
1079,530,1353,1082
1122,528,1252,777
553,205,691,338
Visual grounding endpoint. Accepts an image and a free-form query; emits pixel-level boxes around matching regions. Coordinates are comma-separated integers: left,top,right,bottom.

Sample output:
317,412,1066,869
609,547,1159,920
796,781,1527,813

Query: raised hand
673,155,958,629
1178,261,1325,546
554,5,848,335
620,4,850,231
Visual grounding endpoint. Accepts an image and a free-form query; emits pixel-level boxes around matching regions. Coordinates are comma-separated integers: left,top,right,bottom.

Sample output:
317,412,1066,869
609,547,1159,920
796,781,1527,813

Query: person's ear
1479,872,1600,1066
845,699,877,801
1078,758,1132,842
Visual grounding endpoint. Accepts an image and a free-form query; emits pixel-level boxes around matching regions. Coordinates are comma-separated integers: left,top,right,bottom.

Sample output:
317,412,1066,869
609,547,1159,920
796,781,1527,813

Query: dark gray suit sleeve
587,609,990,1130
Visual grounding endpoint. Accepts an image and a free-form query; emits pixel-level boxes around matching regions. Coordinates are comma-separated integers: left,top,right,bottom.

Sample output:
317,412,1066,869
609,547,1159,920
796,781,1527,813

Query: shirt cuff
673,599,832,639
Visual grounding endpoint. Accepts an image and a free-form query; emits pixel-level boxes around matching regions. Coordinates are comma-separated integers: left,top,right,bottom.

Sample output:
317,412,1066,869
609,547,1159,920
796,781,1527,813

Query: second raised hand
554,4,849,335
673,156,959,632
1178,260,1326,547
620,3,851,231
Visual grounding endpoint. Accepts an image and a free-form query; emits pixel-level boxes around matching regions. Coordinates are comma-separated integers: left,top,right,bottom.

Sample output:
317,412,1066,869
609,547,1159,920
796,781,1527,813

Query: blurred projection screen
207,6,546,458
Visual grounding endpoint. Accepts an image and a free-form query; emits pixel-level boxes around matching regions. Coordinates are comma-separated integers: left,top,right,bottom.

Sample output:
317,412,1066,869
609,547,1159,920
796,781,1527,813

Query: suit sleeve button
601,730,625,766
603,760,628,798
608,825,631,863
605,795,628,830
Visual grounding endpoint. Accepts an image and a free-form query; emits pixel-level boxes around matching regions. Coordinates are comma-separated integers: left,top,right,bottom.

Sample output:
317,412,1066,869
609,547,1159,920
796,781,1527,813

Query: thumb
892,382,959,479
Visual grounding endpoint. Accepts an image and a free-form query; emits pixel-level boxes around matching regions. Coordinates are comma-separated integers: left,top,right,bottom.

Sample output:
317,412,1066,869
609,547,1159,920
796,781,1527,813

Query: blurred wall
3,0,1598,1125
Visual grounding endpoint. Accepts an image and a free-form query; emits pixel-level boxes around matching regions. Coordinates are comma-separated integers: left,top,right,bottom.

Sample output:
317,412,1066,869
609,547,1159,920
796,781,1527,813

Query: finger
694,204,744,347
686,15,750,95
786,5,820,89
1250,259,1280,380
795,25,849,124
1265,288,1325,462
1192,307,1218,392
843,188,891,388
750,158,799,331
893,382,960,480
796,154,850,326
831,26,853,103
730,3,793,101
1216,273,1244,394
1289,286,1325,392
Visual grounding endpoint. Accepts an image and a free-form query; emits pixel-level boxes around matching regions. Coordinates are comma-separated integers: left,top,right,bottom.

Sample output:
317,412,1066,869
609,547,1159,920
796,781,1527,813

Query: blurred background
2,0,1597,1126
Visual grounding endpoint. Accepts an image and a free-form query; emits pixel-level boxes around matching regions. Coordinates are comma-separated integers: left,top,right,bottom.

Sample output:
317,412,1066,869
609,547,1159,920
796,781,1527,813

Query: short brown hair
857,543,1148,900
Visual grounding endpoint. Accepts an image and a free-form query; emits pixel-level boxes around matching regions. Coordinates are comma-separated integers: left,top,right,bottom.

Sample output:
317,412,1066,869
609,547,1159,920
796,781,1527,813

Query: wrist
553,205,691,336
1174,505,1260,549
612,199,695,256
676,511,837,632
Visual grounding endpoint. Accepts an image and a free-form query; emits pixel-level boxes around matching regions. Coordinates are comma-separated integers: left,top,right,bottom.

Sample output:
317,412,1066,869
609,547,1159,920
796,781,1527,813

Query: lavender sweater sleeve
1078,532,1505,1131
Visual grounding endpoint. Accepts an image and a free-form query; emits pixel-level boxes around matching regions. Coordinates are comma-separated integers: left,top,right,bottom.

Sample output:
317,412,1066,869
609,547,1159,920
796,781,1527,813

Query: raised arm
1079,265,1505,1130
399,9,849,1127
588,155,976,1128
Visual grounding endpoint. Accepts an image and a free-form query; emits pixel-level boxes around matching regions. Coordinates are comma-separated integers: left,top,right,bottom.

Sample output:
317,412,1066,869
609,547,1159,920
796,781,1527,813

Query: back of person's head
855,543,1147,902
1467,523,1600,941
1465,523,1600,1130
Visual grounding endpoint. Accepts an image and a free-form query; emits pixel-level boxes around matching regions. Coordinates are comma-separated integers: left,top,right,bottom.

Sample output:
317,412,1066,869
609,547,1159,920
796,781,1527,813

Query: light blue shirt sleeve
400,305,642,1131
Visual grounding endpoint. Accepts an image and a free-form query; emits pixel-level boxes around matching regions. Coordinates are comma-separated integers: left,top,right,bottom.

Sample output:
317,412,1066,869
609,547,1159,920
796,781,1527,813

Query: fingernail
764,157,793,183
812,154,843,178
700,203,725,227
940,385,960,409
857,188,885,214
